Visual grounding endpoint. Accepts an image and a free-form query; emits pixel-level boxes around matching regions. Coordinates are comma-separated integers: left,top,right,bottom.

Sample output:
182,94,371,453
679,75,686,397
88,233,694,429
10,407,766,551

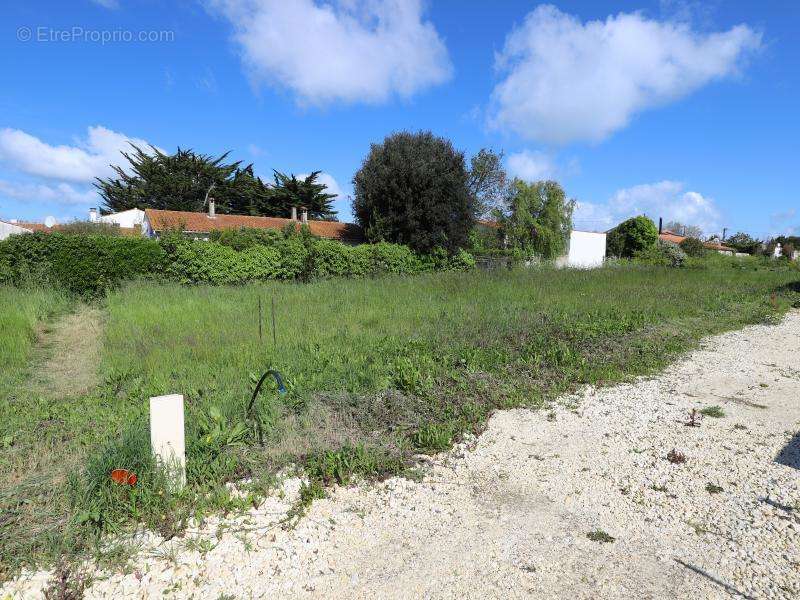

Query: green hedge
0,232,166,296
0,231,475,294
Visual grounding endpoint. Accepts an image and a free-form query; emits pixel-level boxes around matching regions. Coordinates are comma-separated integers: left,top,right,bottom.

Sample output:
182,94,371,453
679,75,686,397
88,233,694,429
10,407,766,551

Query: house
0,219,32,241
141,203,364,243
659,229,735,255
89,207,145,229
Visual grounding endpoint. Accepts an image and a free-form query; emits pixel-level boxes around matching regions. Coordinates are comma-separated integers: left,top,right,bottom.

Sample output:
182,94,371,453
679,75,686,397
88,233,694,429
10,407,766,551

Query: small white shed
560,230,606,268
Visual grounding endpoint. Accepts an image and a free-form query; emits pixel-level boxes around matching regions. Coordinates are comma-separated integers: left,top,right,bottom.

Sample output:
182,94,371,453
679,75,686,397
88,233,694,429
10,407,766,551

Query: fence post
149,394,186,491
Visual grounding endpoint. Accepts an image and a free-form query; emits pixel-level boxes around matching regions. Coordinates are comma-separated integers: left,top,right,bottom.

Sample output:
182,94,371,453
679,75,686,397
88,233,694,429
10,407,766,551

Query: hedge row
0,231,475,296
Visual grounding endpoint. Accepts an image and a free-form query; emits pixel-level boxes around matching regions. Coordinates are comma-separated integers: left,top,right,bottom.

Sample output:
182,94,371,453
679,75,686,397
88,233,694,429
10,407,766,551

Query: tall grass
0,286,70,386
1,263,798,576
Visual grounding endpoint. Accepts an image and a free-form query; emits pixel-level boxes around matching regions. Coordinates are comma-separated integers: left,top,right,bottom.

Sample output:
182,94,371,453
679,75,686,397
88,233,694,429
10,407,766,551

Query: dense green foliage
679,237,708,257
0,230,474,296
634,240,687,267
95,146,274,215
2,263,798,574
725,232,761,255
268,171,337,220
0,232,166,296
607,216,659,258
95,146,337,220
467,148,508,218
353,131,475,253
501,180,574,259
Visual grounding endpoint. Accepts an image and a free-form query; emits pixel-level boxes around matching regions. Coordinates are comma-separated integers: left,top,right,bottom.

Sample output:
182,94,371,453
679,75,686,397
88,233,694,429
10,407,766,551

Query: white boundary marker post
149,394,186,491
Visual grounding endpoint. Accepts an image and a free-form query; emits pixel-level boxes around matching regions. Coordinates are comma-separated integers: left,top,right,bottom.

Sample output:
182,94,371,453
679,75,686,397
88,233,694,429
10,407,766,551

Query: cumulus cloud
506,150,556,181
573,180,721,234
0,180,97,206
0,126,151,183
210,0,452,105
490,5,761,144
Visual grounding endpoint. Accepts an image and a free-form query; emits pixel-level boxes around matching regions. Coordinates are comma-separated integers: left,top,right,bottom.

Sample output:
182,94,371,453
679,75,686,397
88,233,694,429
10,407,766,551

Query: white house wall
0,220,32,241
99,209,145,229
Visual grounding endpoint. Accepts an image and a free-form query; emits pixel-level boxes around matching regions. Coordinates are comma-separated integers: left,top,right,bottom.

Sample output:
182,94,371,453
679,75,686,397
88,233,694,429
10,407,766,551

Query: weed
699,406,725,418
706,483,724,494
667,449,686,464
42,561,88,600
685,409,702,427
586,529,615,543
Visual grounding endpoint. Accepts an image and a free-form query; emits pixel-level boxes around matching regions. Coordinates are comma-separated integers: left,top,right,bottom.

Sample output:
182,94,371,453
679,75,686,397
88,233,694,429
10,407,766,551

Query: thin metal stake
271,296,277,348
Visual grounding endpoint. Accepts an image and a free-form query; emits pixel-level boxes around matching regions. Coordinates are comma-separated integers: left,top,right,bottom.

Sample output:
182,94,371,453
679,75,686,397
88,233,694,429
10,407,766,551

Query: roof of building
143,209,364,242
9,221,141,236
659,230,734,252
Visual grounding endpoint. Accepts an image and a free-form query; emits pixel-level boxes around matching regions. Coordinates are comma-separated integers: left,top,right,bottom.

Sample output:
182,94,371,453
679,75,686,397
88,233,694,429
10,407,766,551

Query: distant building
89,207,145,229
141,203,363,243
659,230,735,255
0,219,32,241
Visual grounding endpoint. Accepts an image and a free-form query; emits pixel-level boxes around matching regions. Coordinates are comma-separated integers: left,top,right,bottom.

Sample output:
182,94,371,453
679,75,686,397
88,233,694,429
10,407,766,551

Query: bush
679,237,707,257
0,232,165,296
607,216,658,258
353,131,475,254
634,240,686,268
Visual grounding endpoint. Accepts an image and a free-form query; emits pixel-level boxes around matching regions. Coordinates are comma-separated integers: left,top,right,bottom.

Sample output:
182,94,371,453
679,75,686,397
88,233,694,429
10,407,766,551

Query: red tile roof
659,231,734,253
12,222,140,236
144,209,363,243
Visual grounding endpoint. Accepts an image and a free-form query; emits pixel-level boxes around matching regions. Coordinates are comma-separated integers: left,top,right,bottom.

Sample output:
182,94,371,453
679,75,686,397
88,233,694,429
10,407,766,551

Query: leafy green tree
468,149,508,218
725,232,761,254
607,216,658,258
96,145,275,216
352,131,475,253
679,237,708,257
502,180,574,259
268,171,337,220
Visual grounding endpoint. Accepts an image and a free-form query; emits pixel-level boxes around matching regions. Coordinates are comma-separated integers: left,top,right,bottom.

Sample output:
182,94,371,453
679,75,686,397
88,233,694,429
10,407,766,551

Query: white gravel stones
4,312,800,599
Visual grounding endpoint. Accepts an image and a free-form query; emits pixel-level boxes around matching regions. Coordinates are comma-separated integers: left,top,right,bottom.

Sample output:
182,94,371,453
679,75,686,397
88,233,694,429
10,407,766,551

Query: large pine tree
95,146,338,220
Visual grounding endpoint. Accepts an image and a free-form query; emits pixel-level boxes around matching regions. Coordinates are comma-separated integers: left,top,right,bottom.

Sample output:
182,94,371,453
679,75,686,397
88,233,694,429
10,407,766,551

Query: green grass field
1,261,799,576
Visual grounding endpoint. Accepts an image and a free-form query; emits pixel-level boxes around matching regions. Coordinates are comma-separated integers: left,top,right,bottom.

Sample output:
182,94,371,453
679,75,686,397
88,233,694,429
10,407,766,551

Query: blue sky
1,0,797,238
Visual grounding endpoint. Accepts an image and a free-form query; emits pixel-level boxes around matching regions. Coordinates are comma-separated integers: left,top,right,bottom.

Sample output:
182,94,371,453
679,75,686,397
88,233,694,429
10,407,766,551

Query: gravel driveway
5,312,800,599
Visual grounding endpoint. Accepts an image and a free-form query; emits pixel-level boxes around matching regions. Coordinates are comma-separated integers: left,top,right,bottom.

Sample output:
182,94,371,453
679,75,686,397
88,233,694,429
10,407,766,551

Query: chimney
301,207,308,224
208,198,216,219
89,207,98,223
291,206,298,221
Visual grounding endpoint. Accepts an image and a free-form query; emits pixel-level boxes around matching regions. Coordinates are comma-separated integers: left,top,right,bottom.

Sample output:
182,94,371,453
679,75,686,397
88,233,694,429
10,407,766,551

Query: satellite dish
44,216,57,228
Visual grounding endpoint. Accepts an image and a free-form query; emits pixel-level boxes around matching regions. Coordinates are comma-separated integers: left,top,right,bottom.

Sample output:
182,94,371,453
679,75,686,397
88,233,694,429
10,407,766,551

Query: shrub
607,216,658,258
634,240,686,268
679,237,707,257
0,232,165,296
210,227,284,251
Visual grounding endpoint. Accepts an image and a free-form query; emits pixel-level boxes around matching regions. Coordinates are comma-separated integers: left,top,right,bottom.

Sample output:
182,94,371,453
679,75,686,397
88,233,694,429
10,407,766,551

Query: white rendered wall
0,220,31,240
567,230,606,268
99,209,145,228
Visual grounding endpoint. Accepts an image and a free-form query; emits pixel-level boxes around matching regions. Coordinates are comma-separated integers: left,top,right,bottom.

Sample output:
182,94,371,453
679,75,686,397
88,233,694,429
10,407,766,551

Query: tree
468,149,508,218
502,180,574,259
725,232,761,254
267,171,337,221
679,237,707,257
607,216,658,258
664,221,702,238
352,131,475,253
96,145,276,215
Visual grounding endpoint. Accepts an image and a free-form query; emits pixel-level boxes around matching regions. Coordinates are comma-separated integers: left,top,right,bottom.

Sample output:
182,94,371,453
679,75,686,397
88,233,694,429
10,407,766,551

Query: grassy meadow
1,261,799,576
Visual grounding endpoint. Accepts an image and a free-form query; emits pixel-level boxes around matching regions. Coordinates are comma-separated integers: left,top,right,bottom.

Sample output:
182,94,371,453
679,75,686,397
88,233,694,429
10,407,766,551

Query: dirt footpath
5,312,800,599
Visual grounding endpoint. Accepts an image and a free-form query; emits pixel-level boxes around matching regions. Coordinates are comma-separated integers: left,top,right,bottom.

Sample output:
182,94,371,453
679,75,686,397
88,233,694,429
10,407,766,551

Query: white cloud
91,0,120,8
210,0,452,105
573,180,721,234
0,126,151,183
490,5,761,144
506,150,556,181
0,180,98,206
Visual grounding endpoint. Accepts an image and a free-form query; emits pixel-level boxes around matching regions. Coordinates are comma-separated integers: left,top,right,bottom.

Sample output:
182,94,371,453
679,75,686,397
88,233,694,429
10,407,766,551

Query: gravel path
5,312,800,599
